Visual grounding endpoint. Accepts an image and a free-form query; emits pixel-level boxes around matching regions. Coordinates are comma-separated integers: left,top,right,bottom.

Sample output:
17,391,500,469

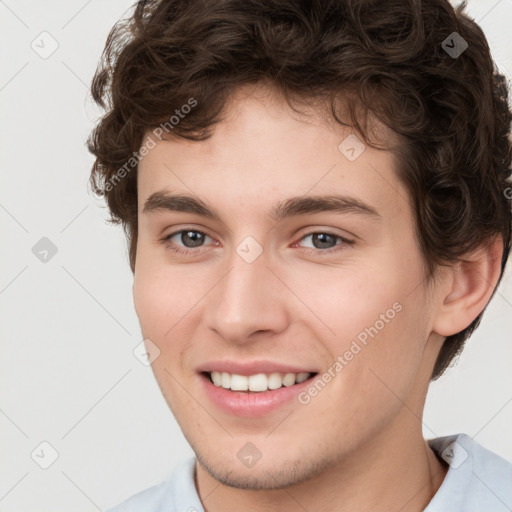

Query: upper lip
196,360,318,376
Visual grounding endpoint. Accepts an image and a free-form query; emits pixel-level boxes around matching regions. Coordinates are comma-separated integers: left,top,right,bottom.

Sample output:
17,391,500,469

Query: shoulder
426,433,512,512
105,457,203,512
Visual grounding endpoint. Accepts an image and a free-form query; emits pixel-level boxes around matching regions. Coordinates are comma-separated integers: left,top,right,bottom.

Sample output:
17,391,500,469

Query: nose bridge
204,239,288,342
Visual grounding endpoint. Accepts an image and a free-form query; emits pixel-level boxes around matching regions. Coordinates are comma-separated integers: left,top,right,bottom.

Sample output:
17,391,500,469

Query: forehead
137,86,409,221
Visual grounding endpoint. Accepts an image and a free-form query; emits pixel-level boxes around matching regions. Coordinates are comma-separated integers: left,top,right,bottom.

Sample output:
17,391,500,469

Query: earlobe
432,236,504,337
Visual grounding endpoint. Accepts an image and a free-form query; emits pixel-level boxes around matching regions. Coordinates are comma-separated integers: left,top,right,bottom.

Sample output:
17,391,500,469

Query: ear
432,236,504,337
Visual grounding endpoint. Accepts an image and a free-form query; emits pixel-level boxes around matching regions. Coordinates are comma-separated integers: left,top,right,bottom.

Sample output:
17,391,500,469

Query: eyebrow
142,191,381,222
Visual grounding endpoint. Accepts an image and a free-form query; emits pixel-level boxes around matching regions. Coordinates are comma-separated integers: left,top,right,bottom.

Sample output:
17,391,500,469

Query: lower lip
200,373,316,417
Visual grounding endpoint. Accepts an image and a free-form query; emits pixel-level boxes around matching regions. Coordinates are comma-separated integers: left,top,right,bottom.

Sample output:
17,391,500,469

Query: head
88,0,511,490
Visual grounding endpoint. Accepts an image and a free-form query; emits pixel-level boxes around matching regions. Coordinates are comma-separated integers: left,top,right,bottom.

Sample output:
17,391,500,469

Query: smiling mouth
203,371,318,392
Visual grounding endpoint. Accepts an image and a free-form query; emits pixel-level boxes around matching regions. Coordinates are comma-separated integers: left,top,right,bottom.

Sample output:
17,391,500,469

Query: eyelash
159,229,354,256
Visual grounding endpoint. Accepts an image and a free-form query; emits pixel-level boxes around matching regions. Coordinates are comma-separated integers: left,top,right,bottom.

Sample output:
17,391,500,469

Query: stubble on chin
194,448,340,491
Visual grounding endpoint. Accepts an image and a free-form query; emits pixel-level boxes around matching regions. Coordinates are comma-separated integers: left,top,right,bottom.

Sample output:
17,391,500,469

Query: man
88,0,512,510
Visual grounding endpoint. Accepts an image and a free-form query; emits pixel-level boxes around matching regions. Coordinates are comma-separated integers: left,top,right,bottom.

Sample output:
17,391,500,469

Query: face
133,85,440,489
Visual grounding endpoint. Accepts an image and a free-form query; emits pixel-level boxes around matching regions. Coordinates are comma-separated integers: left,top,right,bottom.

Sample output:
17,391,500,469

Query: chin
194,448,336,490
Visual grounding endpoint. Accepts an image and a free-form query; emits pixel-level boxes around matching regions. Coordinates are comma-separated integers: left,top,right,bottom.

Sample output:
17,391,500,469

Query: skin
132,83,503,512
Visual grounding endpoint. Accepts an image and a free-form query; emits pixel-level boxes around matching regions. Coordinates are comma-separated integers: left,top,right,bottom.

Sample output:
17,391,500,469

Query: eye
160,229,214,255
294,231,354,255
160,228,354,257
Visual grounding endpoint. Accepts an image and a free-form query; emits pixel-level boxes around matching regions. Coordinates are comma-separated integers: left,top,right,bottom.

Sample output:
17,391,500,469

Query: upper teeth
210,371,311,392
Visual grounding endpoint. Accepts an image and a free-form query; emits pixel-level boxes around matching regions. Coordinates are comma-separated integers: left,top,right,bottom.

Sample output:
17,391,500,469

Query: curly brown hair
88,0,512,380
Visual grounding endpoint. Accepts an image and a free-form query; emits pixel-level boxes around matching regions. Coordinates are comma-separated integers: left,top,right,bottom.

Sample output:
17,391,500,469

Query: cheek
303,255,429,399
133,249,203,338
133,263,200,399
337,291,429,418
133,270,169,337
132,253,215,383
290,264,403,344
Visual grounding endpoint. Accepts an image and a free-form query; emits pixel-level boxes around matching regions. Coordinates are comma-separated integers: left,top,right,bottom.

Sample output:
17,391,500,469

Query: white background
0,1,511,510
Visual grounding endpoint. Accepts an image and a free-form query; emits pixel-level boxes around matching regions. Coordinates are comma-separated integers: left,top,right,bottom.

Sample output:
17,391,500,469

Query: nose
203,244,290,344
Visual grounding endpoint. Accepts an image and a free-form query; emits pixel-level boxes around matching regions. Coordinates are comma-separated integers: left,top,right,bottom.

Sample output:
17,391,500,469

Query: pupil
182,231,204,247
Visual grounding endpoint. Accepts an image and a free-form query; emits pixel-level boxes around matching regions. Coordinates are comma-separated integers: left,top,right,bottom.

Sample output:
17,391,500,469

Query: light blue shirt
107,434,512,511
